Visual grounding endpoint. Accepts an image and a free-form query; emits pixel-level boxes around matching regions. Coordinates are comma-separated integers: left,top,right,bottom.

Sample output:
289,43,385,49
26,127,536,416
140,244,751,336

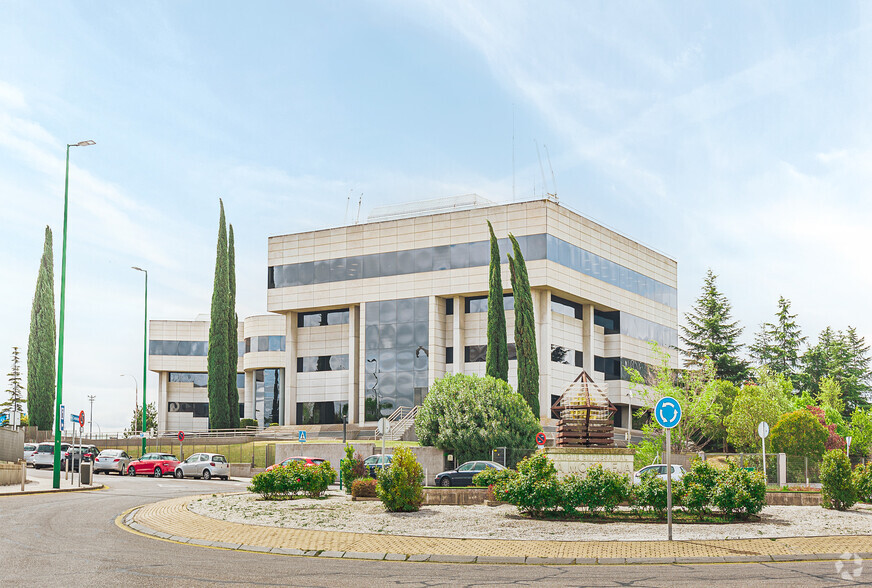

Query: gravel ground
188,492,872,541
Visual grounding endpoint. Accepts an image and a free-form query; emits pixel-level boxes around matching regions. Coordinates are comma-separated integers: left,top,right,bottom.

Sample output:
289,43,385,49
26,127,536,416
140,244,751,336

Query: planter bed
765,491,821,506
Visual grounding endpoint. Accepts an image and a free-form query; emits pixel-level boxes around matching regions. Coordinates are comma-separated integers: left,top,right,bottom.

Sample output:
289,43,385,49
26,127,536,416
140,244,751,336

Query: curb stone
343,551,386,560
319,550,346,558
384,553,408,561
526,557,575,565
429,554,477,563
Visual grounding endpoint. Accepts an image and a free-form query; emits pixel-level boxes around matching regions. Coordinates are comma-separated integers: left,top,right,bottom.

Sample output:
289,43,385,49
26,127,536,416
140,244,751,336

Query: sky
2,1,872,431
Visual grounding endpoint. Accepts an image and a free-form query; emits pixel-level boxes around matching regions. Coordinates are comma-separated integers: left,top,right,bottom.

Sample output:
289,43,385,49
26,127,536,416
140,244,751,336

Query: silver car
633,464,686,485
93,449,131,475
23,443,38,466
33,442,71,469
174,453,230,480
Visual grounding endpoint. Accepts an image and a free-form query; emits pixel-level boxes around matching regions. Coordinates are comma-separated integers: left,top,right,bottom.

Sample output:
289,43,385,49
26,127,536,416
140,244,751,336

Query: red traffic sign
536,432,546,446
178,431,185,442
79,410,85,428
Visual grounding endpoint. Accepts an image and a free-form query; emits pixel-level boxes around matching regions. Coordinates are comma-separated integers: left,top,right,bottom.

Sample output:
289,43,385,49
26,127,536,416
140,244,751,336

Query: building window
255,368,284,427
594,310,620,335
594,356,622,380
296,354,349,372
446,346,453,364
297,309,349,328
169,372,243,388
297,401,347,425
550,345,582,367
551,296,583,320
464,294,514,313
464,343,517,362
149,340,207,356
245,335,286,353
445,298,454,315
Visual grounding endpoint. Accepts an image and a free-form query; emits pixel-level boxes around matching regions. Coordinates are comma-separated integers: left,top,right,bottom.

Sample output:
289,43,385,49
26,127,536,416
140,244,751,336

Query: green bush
248,460,335,500
340,446,369,493
563,465,630,514
852,463,872,503
248,469,281,500
298,462,336,498
770,410,827,462
711,460,766,519
351,478,377,497
493,452,561,516
633,475,668,517
376,447,424,512
414,373,541,464
471,467,516,488
239,418,258,428
821,450,856,510
681,460,720,519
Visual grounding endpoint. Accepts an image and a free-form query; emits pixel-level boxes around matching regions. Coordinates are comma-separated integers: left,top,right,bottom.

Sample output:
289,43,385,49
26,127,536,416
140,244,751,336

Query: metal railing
378,406,419,441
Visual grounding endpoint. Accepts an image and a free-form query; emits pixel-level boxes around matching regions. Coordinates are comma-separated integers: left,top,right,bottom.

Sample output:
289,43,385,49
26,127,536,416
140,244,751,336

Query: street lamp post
52,139,95,489
120,373,138,412
366,358,379,422
88,395,95,439
132,267,148,455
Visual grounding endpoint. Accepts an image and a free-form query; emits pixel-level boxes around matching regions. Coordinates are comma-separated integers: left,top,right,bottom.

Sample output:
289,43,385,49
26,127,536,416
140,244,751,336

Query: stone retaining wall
542,447,635,477
765,491,821,506
422,487,489,505
0,462,24,486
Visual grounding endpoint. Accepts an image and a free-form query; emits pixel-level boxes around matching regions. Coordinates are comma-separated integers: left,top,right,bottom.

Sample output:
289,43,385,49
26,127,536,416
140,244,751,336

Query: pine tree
801,326,870,414
2,347,26,426
27,226,56,431
227,224,240,428
485,221,508,382
508,234,539,417
680,269,749,385
207,200,231,429
749,296,806,390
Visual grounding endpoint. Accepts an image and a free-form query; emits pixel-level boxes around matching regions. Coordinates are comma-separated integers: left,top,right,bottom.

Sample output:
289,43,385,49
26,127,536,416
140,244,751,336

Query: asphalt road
0,468,868,587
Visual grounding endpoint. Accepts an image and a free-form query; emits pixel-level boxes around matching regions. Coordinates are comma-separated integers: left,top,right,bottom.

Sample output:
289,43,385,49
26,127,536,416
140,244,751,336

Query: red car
266,456,326,472
127,453,180,478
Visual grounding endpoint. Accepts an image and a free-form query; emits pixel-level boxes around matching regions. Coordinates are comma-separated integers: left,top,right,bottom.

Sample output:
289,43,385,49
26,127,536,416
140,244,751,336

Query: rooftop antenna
344,189,352,224
355,193,363,224
535,140,548,200
544,144,558,203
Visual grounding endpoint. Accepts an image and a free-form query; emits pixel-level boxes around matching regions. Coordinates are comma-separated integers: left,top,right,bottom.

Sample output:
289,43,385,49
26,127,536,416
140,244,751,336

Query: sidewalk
122,495,872,565
0,472,103,496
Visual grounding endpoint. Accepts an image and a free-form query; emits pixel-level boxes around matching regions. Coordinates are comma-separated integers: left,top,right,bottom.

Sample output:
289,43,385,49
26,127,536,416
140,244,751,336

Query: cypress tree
485,221,508,382
680,269,749,385
227,224,240,428
27,226,56,431
207,200,231,429
508,234,539,417
750,296,806,390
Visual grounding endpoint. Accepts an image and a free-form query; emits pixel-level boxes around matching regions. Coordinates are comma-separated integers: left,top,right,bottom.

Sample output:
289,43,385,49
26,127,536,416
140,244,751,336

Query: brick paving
128,495,872,564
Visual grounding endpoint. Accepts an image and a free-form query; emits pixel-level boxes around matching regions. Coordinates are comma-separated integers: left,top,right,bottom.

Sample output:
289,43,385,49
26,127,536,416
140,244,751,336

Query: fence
88,438,276,468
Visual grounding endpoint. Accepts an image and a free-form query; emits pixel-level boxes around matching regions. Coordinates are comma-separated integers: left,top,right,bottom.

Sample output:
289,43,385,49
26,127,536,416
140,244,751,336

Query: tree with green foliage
208,200,231,429
27,226,56,431
848,407,872,458
1,347,26,426
507,234,539,416
706,379,741,452
801,326,871,414
770,409,827,461
817,376,845,415
226,224,240,428
376,446,424,512
725,367,793,451
680,269,749,385
820,449,856,510
414,373,540,464
485,221,508,382
750,296,806,391
127,402,158,435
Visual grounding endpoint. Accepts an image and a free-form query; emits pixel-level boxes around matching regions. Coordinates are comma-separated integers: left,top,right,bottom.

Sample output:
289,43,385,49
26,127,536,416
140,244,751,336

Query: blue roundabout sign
654,396,682,429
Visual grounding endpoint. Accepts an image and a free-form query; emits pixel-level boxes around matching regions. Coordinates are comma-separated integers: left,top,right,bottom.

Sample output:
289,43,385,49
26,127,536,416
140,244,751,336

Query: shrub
712,460,766,519
298,462,336,498
239,418,258,428
471,467,516,488
414,374,541,464
248,469,281,500
248,460,335,500
376,447,424,512
493,452,561,516
770,410,827,462
853,463,872,503
681,460,720,519
821,450,856,510
567,465,630,514
633,475,668,517
351,478,377,498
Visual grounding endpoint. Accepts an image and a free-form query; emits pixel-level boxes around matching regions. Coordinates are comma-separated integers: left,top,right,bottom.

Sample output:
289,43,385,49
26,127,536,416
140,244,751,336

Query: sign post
654,397,682,541
298,430,307,443
178,431,185,460
60,405,65,436
377,418,389,457
536,432,547,448
758,421,770,484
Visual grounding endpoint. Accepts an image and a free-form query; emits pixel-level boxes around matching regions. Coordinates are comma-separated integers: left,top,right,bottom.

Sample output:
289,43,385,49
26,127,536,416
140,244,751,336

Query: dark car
435,460,506,487
363,454,392,478
64,445,99,472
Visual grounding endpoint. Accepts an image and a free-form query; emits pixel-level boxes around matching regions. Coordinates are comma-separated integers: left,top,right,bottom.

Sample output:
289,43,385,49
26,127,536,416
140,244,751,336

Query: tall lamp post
52,139,95,489
87,395,95,439
132,266,148,455
120,373,138,412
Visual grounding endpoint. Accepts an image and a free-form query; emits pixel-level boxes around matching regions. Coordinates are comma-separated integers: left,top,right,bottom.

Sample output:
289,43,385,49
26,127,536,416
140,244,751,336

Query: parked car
127,453,180,478
435,460,506,487
93,449,131,475
23,443,38,466
633,464,686,485
32,442,71,469
173,453,230,480
64,445,99,472
266,456,326,472
363,454,392,477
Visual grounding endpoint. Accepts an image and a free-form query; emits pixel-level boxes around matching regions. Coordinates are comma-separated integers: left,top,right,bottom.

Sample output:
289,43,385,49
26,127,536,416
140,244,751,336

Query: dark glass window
465,344,517,362
468,240,489,267
150,341,208,356
465,294,514,313
551,295,583,320
268,336,284,352
297,354,349,372
432,245,451,271
445,298,454,315
594,356,622,380
257,336,269,352
449,243,468,269
168,402,194,413
446,347,453,364
397,249,415,274
297,401,348,425
192,403,209,418
237,373,245,388
298,309,349,328
594,310,620,334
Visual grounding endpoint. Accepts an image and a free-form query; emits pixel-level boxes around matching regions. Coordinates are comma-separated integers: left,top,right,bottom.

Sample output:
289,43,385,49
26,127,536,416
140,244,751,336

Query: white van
23,443,38,466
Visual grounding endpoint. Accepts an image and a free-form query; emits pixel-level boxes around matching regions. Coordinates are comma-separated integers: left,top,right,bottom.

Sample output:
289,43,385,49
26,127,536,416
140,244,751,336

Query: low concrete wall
765,491,822,506
0,428,24,463
542,447,635,478
423,487,489,506
0,462,24,486
229,464,265,478
275,443,446,485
